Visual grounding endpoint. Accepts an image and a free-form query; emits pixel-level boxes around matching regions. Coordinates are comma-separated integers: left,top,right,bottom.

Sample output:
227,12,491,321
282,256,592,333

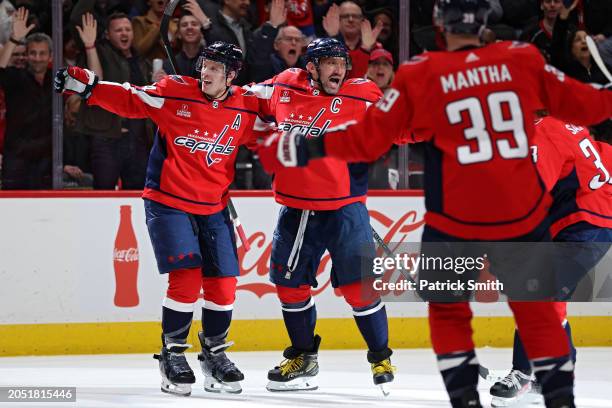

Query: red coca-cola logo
236,210,425,298
113,247,139,262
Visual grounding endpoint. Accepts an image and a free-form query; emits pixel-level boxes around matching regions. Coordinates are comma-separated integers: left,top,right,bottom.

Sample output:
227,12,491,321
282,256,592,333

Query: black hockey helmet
304,38,350,68
434,0,490,35
197,41,243,75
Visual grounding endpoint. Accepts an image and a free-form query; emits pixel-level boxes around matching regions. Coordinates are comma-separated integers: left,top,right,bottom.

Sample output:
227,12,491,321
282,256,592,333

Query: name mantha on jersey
174,113,243,166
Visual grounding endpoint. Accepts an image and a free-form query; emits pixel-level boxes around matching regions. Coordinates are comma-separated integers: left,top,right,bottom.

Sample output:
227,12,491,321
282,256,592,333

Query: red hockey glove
54,66,98,99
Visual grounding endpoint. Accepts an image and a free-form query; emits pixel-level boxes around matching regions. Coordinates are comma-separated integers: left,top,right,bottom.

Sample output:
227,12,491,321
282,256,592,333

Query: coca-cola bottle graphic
113,205,140,307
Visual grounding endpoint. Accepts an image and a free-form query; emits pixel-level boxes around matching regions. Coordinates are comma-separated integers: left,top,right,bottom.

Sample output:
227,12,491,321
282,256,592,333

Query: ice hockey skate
368,348,396,397
267,335,321,392
198,332,244,394
490,369,533,407
153,339,196,397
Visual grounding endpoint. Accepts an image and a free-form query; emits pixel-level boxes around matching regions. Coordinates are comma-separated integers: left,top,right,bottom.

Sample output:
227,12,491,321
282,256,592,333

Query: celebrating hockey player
248,38,395,394
55,42,259,396
259,0,612,407
489,116,612,406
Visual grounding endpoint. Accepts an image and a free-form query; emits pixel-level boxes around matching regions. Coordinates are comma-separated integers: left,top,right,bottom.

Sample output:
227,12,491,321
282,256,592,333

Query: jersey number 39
447,91,528,165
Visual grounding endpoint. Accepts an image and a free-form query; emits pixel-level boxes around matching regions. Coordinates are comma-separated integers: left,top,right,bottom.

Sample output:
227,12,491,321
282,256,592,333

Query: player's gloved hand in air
54,66,98,99
257,130,326,173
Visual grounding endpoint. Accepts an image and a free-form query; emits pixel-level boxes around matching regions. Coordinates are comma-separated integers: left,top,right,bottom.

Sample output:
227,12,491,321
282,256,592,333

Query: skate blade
378,383,391,397
491,386,533,407
266,377,318,392
160,378,192,396
204,376,242,394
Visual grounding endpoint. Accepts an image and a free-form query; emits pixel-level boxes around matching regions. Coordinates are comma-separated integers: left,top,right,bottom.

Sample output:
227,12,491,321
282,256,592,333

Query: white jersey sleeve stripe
243,83,275,100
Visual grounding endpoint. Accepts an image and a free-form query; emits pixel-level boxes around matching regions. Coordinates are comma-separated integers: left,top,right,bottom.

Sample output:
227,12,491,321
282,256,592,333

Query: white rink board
0,193,609,325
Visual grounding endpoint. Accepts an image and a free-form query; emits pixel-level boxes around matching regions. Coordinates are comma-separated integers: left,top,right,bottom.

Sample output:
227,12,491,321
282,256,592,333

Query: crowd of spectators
0,0,609,190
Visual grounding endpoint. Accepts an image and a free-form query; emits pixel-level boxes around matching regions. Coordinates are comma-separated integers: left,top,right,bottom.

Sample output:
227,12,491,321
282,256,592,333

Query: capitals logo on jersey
174,125,236,166
277,106,340,138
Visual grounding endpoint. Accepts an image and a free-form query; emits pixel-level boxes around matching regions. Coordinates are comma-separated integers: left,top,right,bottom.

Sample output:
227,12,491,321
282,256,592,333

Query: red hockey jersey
88,75,260,215
322,41,612,239
248,68,381,210
533,117,612,237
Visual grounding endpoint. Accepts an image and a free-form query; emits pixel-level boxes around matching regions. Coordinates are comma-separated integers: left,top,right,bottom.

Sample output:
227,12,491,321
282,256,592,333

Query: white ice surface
1,348,611,407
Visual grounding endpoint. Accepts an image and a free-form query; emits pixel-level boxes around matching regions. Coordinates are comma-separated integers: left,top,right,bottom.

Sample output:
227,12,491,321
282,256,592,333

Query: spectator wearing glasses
248,24,305,83
322,1,382,78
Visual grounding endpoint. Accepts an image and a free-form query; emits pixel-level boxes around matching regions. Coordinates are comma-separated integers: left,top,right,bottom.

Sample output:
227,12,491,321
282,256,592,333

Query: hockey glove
54,66,98,99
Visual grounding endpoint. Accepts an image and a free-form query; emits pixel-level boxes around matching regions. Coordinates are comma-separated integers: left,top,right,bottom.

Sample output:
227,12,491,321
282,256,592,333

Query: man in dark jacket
204,0,253,84
0,8,53,189
72,5,152,190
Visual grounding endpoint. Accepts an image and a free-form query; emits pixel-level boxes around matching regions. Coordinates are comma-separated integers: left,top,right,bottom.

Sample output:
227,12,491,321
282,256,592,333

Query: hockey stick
161,0,251,251
372,227,394,257
586,36,612,84
372,227,417,285
160,0,180,75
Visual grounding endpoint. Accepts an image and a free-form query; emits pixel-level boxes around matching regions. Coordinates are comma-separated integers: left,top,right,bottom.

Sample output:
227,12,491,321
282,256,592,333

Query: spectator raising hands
323,2,381,78
0,7,53,190
269,0,287,28
322,3,339,37
12,7,35,40
559,0,579,20
76,12,97,49
182,0,212,30
360,18,383,52
0,7,35,68
76,13,103,78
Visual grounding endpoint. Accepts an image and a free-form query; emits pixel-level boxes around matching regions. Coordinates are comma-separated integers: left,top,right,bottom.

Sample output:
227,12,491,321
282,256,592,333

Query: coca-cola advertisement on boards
235,208,426,300
109,196,427,308
113,205,140,307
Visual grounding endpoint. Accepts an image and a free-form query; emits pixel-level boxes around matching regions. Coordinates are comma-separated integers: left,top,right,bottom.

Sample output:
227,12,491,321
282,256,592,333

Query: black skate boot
266,335,321,392
153,336,196,396
546,395,575,408
452,389,483,408
368,348,396,396
490,369,532,406
197,332,244,394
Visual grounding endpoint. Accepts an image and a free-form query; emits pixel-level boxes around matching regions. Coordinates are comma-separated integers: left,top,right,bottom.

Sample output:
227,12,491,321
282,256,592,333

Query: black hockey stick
372,227,394,257
160,0,251,251
160,0,180,75
372,227,417,285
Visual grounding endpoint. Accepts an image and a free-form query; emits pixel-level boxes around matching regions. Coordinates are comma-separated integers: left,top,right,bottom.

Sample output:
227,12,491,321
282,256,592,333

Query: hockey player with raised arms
55,42,260,396
258,0,612,406
489,117,612,406
246,38,395,394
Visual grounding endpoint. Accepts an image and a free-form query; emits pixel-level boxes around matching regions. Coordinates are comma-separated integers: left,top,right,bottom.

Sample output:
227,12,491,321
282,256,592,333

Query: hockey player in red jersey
248,38,395,394
55,42,260,396
489,116,612,406
259,0,612,406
